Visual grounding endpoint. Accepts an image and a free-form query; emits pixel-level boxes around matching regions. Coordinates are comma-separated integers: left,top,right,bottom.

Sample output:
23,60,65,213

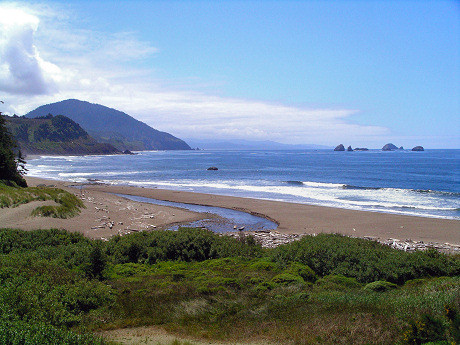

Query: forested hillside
5,114,119,155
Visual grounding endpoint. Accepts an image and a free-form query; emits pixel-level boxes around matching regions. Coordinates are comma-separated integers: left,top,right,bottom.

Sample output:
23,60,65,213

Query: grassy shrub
364,280,398,292
0,183,84,218
0,320,107,345
0,228,90,254
403,314,449,345
315,274,362,291
0,254,114,328
271,273,305,285
248,259,278,271
270,233,460,284
105,227,263,264
285,262,317,282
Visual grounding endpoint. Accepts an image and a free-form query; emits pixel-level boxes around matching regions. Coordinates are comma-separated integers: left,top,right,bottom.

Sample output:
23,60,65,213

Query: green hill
26,99,191,151
4,114,119,155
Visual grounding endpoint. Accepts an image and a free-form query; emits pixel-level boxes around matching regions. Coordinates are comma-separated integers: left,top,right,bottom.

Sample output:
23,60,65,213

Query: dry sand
1,177,205,240
1,176,458,245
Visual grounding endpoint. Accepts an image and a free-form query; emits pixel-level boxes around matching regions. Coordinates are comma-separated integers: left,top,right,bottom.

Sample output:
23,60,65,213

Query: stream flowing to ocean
116,194,277,233
26,149,460,220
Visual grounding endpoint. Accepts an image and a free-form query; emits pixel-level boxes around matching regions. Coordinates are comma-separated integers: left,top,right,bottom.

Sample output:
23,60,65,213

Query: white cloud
0,4,61,95
0,2,389,146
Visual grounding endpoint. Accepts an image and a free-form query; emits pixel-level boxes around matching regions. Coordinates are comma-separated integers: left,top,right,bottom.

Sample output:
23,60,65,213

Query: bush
315,274,362,290
248,259,278,271
271,273,305,285
270,234,460,284
285,262,317,283
105,227,263,264
0,228,90,254
403,314,448,344
364,280,398,292
0,320,106,345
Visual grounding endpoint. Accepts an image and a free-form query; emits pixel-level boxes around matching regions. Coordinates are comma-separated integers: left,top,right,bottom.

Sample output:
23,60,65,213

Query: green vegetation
0,114,27,187
4,114,119,155
270,233,458,284
0,183,84,218
0,227,458,345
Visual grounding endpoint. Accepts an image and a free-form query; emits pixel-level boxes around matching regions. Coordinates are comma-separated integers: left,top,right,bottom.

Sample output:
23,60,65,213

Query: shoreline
21,176,460,247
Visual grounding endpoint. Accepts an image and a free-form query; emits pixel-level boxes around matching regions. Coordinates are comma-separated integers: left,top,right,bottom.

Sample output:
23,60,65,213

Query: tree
0,113,27,187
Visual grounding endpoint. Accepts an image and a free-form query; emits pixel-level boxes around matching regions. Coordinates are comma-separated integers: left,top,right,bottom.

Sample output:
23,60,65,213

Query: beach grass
0,227,458,345
0,182,84,218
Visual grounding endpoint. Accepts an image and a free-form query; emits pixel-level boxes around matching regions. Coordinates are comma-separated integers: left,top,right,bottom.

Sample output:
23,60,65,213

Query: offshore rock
398,146,404,150
334,144,345,151
412,146,424,151
207,167,218,171
382,143,398,151
347,145,353,151
354,148,369,151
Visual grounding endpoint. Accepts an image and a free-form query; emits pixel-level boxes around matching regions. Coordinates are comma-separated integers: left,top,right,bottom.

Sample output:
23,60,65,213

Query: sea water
26,149,460,220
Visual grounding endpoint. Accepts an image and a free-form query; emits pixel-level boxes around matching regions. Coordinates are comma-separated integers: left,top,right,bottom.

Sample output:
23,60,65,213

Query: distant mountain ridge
4,114,119,155
185,138,330,150
26,99,191,151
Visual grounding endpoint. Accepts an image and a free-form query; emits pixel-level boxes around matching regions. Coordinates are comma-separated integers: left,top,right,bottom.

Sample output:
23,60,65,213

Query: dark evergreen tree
0,113,27,187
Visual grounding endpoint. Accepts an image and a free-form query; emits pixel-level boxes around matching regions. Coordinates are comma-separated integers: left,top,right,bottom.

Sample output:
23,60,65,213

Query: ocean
26,149,460,220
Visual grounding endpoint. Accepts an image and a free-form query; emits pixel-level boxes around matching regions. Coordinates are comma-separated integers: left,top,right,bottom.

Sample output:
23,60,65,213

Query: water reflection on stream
116,194,277,233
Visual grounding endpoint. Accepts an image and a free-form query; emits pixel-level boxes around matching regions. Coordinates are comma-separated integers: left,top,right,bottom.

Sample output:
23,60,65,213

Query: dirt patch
100,326,275,345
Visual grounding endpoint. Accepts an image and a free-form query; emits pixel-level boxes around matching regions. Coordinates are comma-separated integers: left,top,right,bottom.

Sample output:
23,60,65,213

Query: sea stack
347,145,353,151
412,146,424,151
334,144,345,151
382,143,398,151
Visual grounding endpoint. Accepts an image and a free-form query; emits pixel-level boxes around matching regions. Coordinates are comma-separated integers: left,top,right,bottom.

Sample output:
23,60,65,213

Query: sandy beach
0,177,205,240
1,176,454,246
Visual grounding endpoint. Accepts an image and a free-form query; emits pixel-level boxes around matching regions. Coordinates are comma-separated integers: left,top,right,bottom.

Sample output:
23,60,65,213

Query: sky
0,0,458,148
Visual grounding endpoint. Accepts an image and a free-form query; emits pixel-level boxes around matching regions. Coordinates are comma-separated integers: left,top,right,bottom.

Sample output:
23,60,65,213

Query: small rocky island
382,143,399,151
333,143,424,152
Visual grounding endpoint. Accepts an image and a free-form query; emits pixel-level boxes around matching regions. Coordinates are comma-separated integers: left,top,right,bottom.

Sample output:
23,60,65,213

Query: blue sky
0,0,458,148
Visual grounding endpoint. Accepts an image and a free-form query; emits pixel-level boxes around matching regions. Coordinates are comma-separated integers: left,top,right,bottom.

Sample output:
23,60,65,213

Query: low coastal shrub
0,320,107,345
285,262,317,282
314,274,362,290
0,183,84,218
270,233,460,284
0,228,90,254
363,280,398,292
105,227,263,264
271,273,305,285
0,228,458,345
